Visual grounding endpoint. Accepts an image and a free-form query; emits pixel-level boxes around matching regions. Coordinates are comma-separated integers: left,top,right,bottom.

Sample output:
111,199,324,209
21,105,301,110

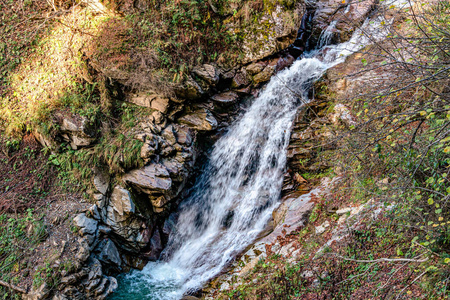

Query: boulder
175,77,204,100
98,239,122,269
58,115,96,149
104,203,149,251
150,97,170,114
245,62,267,76
73,214,98,236
152,111,165,125
93,168,110,195
161,125,177,146
231,70,250,89
174,125,194,146
123,164,172,194
239,5,301,64
103,186,151,251
211,91,239,104
192,64,219,86
127,92,170,114
252,63,276,84
110,186,135,216
178,108,218,131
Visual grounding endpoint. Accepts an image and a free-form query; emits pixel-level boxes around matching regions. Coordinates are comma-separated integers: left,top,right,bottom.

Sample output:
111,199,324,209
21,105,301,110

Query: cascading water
317,20,337,48
110,17,389,300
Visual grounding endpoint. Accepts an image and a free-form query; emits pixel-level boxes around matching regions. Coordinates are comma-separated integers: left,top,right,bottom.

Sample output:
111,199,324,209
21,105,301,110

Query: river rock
162,213,178,237
252,62,276,84
178,108,218,131
231,70,251,88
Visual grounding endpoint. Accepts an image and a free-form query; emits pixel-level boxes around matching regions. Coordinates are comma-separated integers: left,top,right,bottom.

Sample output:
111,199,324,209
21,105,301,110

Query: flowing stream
110,17,388,300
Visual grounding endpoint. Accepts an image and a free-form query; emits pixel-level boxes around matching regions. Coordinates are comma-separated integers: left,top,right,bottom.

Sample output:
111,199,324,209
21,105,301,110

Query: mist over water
110,18,387,300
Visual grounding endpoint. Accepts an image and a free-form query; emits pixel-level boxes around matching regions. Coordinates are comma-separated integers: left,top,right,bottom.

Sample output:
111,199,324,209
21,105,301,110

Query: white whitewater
111,17,388,300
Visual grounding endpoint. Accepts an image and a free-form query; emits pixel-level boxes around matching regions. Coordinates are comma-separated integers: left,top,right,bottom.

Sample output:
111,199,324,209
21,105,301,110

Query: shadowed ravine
110,18,388,300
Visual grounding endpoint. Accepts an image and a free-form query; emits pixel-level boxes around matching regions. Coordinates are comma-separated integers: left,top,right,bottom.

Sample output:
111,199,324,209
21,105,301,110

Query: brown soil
0,134,89,295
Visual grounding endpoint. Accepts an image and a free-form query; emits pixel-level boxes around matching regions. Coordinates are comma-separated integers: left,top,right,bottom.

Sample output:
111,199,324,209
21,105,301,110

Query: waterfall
317,20,337,48
110,17,388,300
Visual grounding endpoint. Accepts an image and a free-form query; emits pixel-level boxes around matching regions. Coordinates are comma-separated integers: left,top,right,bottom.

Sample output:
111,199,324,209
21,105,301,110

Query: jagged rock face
100,186,150,252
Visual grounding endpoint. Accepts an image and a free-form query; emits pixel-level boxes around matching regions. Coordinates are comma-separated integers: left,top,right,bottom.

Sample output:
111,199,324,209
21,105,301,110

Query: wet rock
178,108,218,131
75,257,118,299
145,229,163,261
162,213,178,237
312,0,378,45
98,239,122,269
276,54,295,71
253,60,277,84
73,214,98,236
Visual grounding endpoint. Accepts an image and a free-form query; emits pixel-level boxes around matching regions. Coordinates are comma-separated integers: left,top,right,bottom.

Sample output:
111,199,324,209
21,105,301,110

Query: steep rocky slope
1,0,448,299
